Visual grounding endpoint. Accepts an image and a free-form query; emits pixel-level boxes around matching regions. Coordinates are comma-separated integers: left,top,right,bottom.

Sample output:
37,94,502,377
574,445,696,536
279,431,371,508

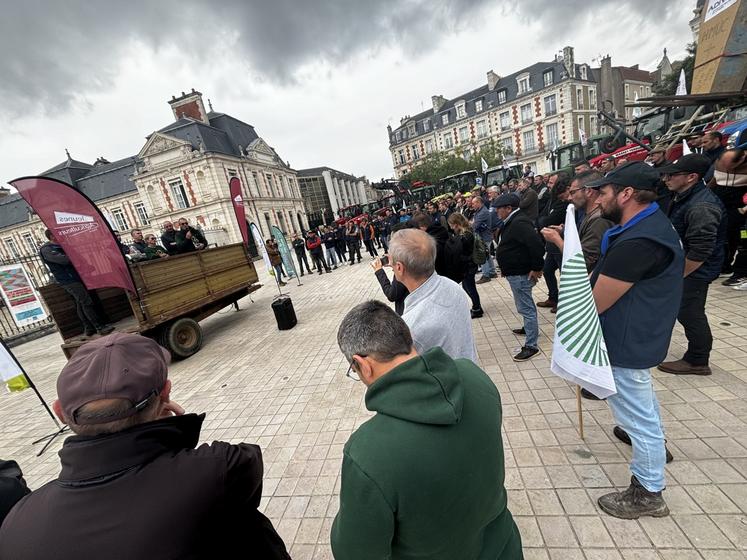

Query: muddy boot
598,476,669,520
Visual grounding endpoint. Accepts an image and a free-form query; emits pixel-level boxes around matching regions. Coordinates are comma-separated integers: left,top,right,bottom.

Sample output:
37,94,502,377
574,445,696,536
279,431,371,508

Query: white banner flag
579,126,587,146
481,157,489,174
633,92,642,119
682,138,692,155
676,68,688,96
249,222,273,279
551,204,616,399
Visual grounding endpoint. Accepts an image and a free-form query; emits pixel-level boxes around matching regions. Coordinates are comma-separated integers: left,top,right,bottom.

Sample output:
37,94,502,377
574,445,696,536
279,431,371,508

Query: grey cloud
0,0,491,118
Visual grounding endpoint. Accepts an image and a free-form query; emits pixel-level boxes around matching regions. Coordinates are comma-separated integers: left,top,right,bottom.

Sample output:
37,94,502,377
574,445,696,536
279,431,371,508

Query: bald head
389,228,436,281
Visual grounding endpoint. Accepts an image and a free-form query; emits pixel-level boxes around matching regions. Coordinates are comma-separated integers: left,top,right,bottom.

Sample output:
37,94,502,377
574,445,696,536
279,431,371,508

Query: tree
653,43,696,96
399,139,507,184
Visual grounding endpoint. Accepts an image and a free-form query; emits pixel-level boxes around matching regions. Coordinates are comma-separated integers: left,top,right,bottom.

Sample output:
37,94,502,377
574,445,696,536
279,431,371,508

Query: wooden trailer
39,243,261,359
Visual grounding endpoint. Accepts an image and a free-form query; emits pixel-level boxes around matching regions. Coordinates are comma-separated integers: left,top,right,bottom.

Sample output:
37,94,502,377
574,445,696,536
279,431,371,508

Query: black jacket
160,230,178,255
374,269,409,316
175,227,208,254
292,238,306,255
0,414,289,560
426,223,450,276
495,211,545,276
0,459,29,527
443,230,476,283
39,242,81,285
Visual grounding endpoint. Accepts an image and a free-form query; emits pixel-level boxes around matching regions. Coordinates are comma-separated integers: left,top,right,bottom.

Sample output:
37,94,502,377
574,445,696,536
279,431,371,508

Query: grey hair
337,300,413,363
388,228,436,279
488,185,499,193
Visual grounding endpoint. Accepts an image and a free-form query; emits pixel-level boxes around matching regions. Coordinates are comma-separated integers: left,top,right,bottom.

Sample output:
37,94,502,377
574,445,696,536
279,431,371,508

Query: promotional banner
551,204,616,399
10,176,136,293
0,264,48,327
229,177,250,248
0,340,29,393
249,222,273,278
271,226,297,278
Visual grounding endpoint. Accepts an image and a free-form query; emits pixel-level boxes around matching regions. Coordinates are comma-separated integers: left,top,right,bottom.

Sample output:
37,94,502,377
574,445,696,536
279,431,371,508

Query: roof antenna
208,98,214,112
65,148,71,160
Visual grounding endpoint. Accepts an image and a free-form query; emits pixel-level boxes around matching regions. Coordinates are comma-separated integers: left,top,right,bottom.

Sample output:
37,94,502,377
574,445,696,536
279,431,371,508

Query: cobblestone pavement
2,259,747,559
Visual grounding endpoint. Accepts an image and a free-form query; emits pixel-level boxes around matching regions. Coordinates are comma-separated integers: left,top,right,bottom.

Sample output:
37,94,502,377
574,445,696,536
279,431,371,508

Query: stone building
296,167,374,227
593,55,656,132
0,90,307,261
388,46,598,176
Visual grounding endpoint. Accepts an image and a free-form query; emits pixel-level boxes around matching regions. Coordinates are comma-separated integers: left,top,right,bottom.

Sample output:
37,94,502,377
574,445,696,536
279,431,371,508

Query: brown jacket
579,206,614,272
0,414,289,560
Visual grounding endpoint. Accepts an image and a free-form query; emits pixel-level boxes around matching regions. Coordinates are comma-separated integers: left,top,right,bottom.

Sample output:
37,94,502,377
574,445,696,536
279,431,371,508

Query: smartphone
380,255,389,266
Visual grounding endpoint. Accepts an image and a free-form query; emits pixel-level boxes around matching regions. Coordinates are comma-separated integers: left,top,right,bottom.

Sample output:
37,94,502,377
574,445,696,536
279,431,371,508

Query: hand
540,227,561,245
159,400,185,418
371,258,383,272
185,231,192,239
528,270,543,281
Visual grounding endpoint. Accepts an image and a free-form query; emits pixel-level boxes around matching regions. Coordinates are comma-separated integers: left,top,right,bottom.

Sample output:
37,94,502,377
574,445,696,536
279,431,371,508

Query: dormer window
423,119,431,132
456,103,466,119
543,70,553,87
580,65,588,80
442,113,449,125
498,89,507,104
517,74,531,94
407,123,416,137
475,99,483,112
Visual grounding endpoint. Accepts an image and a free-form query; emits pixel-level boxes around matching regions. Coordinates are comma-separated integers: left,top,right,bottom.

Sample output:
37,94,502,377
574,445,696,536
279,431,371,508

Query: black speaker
271,296,297,330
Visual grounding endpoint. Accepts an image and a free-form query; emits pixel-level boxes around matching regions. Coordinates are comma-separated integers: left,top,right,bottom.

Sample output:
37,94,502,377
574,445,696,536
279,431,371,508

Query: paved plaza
2,260,747,559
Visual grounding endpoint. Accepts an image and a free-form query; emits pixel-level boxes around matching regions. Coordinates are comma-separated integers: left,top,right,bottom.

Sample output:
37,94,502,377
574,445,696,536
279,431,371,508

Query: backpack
472,234,488,265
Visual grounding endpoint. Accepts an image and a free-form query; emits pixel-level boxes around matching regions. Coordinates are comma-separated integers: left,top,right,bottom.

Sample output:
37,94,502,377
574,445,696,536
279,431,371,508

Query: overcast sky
0,1,694,187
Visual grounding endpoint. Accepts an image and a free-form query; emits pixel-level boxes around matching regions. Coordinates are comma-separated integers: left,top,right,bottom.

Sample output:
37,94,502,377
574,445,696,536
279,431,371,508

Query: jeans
678,277,712,366
606,366,666,492
272,264,286,281
326,246,339,267
312,252,330,272
347,241,362,263
543,250,562,302
462,271,482,310
506,274,538,348
62,282,103,332
295,251,312,274
363,239,379,257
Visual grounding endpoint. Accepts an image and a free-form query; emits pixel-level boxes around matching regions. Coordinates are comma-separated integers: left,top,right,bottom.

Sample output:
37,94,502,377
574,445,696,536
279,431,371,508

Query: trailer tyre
162,318,203,359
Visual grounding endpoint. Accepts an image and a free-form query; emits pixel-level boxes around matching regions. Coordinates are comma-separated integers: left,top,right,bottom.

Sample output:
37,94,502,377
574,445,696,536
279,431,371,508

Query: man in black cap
657,154,727,376
585,162,684,519
0,333,289,559
493,192,545,361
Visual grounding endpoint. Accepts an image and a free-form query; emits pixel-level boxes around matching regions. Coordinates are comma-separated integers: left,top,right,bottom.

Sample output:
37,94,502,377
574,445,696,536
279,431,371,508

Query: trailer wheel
162,318,203,359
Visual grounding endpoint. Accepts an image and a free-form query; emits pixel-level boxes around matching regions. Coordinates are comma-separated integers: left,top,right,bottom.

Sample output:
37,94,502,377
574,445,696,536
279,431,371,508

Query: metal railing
0,254,56,345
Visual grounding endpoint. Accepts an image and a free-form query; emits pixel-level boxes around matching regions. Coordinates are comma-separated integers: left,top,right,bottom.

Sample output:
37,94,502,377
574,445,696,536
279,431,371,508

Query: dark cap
586,161,659,191
493,193,521,208
57,333,170,425
656,153,711,177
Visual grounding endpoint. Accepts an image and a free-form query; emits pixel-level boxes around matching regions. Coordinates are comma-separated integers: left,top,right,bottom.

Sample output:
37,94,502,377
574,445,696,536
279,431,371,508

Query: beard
601,199,623,224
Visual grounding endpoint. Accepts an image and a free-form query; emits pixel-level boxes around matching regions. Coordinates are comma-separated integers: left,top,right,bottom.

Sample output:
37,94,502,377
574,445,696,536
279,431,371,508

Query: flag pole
575,385,585,440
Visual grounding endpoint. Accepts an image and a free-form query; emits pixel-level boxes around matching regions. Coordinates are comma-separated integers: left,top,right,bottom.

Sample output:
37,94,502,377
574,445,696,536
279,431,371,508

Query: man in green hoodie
331,300,522,560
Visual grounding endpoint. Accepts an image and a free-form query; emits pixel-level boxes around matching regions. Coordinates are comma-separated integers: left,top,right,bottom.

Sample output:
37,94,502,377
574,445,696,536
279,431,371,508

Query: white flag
579,126,587,146
633,92,642,119
481,157,489,174
682,138,692,155
676,68,688,96
249,222,273,279
551,204,616,399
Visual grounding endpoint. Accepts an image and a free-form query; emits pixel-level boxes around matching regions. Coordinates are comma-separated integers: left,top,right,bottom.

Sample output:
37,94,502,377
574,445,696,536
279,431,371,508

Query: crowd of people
7,139,744,558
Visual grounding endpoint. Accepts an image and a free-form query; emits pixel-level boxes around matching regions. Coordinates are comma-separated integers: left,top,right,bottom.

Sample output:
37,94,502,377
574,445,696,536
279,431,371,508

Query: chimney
600,55,613,113
0,186,9,199
431,95,447,113
487,70,500,90
168,88,209,124
563,46,575,78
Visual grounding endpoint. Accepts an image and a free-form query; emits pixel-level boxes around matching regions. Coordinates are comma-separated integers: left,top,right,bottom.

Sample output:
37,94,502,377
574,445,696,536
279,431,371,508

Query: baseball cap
493,193,521,208
586,161,659,191
656,153,711,177
57,332,170,425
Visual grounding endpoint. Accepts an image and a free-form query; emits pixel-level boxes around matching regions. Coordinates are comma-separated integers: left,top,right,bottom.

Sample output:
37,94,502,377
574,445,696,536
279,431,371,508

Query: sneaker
613,426,674,463
537,299,557,308
512,327,526,335
550,306,557,313
326,269,332,273
719,269,734,277
722,276,747,286
734,280,747,290
475,276,492,284
513,346,539,362
598,476,669,519
300,273,304,277
470,308,484,319
333,265,338,270
97,324,115,335
657,359,711,376
279,281,287,286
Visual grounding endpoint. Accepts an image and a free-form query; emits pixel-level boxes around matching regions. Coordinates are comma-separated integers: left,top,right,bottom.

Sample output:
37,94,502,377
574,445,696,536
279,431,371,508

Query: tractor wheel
161,318,203,359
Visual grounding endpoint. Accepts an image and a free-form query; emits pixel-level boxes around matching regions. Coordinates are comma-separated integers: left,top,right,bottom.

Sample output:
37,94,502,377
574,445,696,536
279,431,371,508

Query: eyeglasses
344,362,360,382
567,187,585,195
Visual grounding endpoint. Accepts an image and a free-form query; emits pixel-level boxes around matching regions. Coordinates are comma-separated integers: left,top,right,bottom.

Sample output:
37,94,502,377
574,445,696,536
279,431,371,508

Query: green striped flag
1,341,30,393
551,204,616,398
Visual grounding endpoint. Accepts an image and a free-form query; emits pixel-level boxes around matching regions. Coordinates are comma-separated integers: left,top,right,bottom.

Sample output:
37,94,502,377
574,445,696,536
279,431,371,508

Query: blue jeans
326,246,339,266
506,274,538,348
480,248,496,278
543,250,561,302
606,366,666,492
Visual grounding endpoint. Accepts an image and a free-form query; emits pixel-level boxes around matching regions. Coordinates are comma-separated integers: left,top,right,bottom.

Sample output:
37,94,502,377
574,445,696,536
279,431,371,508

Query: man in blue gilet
586,162,684,519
